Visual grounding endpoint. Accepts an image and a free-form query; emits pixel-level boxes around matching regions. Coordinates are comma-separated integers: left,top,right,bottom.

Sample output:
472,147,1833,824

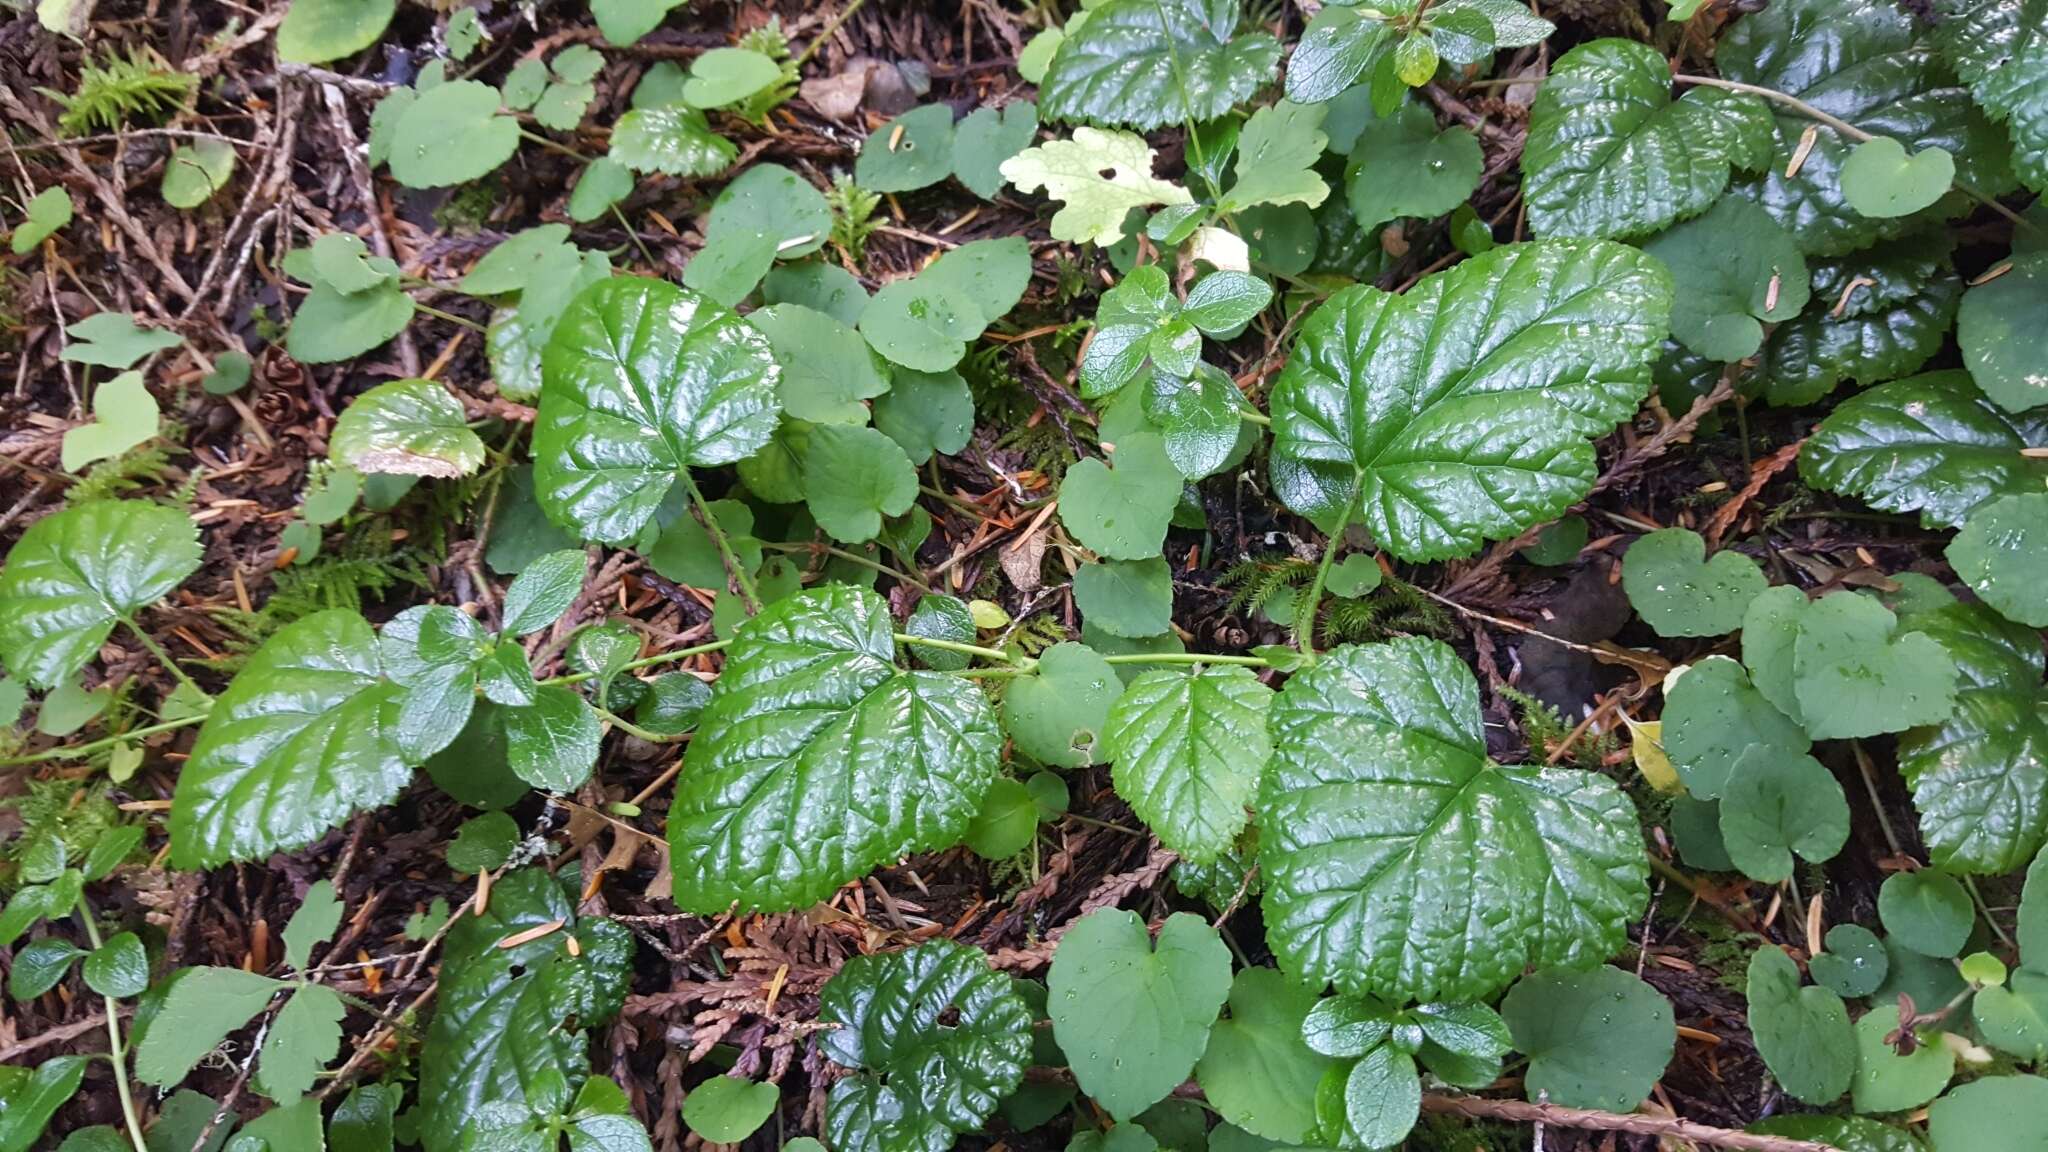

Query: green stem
1294,487,1362,658
1238,408,1271,427
793,0,870,69
517,129,590,163
1966,874,2017,951
539,639,732,688
121,617,201,695
0,714,206,768
593,704,684,744
77,900,149,1152
411,302,489,335
680,471,761,614
1098,652,1269,667
894,633,1019,665
762,540,935,593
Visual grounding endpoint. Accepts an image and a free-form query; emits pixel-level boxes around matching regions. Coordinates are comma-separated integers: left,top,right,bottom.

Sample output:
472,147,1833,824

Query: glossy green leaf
1268,240,1670,561
1522,39,1774,240
1502,966,1674,1112
668,585,1001,913
1747,945,1855,1105
330,379,485,478
1928,1075,2048,1152
1804,371,2048,527
170,610,412,869
9,939,82,1000
1951,493,2048,627
1286,6,1395,104
963,777,1038,859
0,1057,86,1152
682,164,829,307
1937,0,2048,191
1343,101,1482,232
1621,528,1766,637
0,500,201,690
1003,642,1123,769
387,80,521,188
608,106,735,178
819,939,1031,1152
134,968,284,1086
1897,602,2048,874
1104,666,1271,862
1259,637,1647,1003
1339,1044,1421,1149
1810,924,1890,998
1762,231,1961,406
1641,198,1811,362
1040,0,1281,131
1721,0,2015,256
1960,252,2048,414
1718,746,1851,883
859,238,1031,368
804,424,918,543
502,685,602,792
1852,1004,1954,1113
1049,909,1232,1120
534,276,780,544
1842,138,1956,218
1195,969,1331,1143
417,869,633,1152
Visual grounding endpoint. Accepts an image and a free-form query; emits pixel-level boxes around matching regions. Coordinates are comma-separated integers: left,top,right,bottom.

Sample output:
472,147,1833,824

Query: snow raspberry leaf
1103,666,1272,863
1039,0,1280,131
0,500,201,691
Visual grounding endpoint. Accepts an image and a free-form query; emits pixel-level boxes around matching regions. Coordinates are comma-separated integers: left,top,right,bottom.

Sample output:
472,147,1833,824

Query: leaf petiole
680,471,762,614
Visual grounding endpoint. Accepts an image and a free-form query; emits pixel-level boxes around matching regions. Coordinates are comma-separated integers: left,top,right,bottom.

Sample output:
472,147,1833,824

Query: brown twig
1419,1094,1835,1152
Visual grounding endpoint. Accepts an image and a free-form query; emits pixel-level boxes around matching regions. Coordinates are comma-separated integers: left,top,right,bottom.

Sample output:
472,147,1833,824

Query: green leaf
1937,0,2048,191
819,939,1032,1152
858,239,1028,371
1219,101,1331,213
1259,637,1647,1003
1302,996,1397,1060
954,102,1040,199
460,225,576,298
963,777,1038,859
331,1085,398,1152
330,379,485,479
1195,969,1332,1143
277,0,396,64
1662,658,1811,799
9,939,82,1001
568,157,635,223
534,276,780,544
1003,642,1123,769
286,274,414,363
1343,101,1481,231
1392,33,1439,86
388,80,521,188
418,869,633,1152
1049,909,1232,1120
1975,968,2048,1061
0,500,201,690
1522,39,1774,240
803,424,918,544
281,879,343,970
502,685,602,792
256,984,345,1102
1268,240,1671,561
161,136,237,208
1075,558,1175,639
1001,128,1195,246
1059,433,1183,560
1721,0,2016,256
1286,6,1396,105
1804,371,2048,527
1718,746,1851,883
1961,252,2048,414
1104,666,1272,862
873,368,973,465
1929,1075,2048,1152
1338,1044,1421,1149
1751,1116,1922,1152
668,585,1001,913
449,811,519,874
1950,493,2048,627
1762,232,1962,406
59,371,160,473
1852,1004,1954,1113
1040,0,1280,131
135,968,284,1086
1640,198,1811,362
646,498,758,590
1620,528,1766,637
1843,138,1956,218
764,261,871,327
0,1057,86,1152
1810,924,1890,998
747,304,890,425
170,610,413,868
501,549,586,635
60,311,183,369
1503,966,1674,1112
1747,945,1855,1105
856,104,956,193
1897,601,2048,873
682,164,830,307
681,1078,779,1144
1792,591,1958,740
608,106,736,178
1880,870,1975,958
9,186,71,255
682,47,783,109
590,0,683,45
230,1097,321,1152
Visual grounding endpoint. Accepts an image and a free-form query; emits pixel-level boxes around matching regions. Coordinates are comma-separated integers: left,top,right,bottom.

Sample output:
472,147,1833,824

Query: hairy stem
78,900,150,1152
122,616,201,695
680,471,761,614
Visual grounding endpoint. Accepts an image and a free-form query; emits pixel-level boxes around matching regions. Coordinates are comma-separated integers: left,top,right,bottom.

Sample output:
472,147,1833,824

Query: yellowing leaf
1000,127,1193,246
1626,718,1682,795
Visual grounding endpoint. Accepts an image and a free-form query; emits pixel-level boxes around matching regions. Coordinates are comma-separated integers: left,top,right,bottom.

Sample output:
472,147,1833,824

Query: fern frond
42,47,196,137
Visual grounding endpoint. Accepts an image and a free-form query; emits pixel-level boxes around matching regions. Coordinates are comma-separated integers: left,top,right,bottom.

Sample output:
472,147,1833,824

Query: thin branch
1419,1094,1836,1152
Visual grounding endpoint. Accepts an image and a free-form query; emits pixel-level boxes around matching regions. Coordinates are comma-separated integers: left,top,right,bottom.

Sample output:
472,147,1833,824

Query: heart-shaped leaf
277,0,396,64
856,104,955,193
1267,240,1670,561
804,424,918,544
1259,637,1648,1003
1842,137,1956,218
1852,1004,1954,1113
1663,657,1811,799
534,275,780,544
1003,642,1123,768
1343,100,1482,232
1104,665,1273,862
1641,198,1811,362
1950,493,2048,627
1059,433,1184,561
0,500,201,690
1718,746,1852,882
1880,870,1975,958
1960,253,2048,414
682,164,830,306
1792,591,1958,739
1747,945,1855,1104
1195,969,1332,1143
1621,528,1768,637
666,585,1002,912
387,80,521,189
1050,909,1233,1120
1502,966,1675,1112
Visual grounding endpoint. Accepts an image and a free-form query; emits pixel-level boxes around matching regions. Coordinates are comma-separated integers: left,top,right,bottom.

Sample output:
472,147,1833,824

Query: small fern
64,439,179,506
1005,613,1071,658
1217,554,1315,619
732,19,799,124
827,174,882,263
1499,684,1618,771
42,47,196,137
211,529,429,657
1319,575,1457,647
